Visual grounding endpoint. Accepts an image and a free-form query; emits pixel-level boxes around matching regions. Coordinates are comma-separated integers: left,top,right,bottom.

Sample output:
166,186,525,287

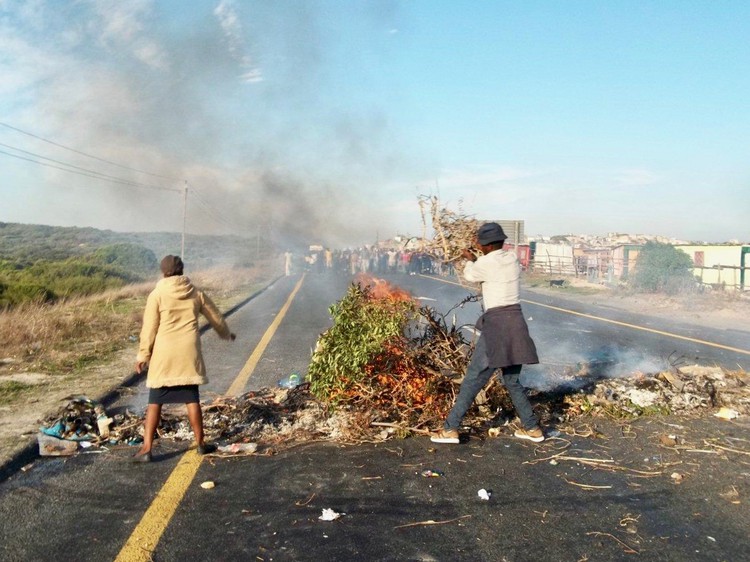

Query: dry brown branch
585,531,639,554
295,493,316,507
704,441,750,456
562,478,613,490
370,422,431,435
525,454,615,465
394,515,472,529
619,514,641,526
525,451,661,477
416,194,481,289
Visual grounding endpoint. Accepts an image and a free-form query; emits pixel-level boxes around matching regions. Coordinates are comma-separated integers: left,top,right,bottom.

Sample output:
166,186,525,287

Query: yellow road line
115,274,306,562
114,450,202,562
422,274,750,356
226,273,306,396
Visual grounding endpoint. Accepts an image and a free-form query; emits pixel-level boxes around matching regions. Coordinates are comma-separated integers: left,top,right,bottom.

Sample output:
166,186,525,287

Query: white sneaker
514,427,545,442
430,429,460,444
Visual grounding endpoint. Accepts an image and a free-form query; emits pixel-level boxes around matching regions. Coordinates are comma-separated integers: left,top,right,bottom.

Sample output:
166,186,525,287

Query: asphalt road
1,271,748,562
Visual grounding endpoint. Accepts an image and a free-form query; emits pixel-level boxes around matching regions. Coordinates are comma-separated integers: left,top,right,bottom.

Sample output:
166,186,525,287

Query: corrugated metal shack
530,242,577,276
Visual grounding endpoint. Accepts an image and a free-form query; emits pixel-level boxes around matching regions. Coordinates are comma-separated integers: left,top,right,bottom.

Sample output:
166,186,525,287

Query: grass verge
0,381,35,406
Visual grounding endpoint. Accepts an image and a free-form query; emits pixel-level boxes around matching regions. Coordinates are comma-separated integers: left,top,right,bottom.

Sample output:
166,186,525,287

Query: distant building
579,247,613,283
676,244,750,290
483,219,525,246
531,242,576,276
611,244,642,279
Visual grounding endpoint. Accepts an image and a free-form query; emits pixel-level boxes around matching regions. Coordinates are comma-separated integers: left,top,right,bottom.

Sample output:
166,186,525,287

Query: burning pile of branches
307,276,471,432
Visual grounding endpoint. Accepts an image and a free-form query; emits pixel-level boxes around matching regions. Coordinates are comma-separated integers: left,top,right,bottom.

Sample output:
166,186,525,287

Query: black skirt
475,304,539,368
148,384,200,405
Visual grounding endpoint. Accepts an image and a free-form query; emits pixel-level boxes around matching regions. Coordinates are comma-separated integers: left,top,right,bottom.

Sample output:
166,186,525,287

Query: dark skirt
148,384,200,405
475,304,539,368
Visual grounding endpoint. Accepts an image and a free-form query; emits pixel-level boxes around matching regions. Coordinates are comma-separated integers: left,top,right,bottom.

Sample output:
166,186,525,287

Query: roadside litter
319,508,342,521
559,365,750,420
37,432,79,456
713,407,740,420
278,372,303,389
217,443,258,454
39,396,105,441
477,489,491,501
37,396,111,456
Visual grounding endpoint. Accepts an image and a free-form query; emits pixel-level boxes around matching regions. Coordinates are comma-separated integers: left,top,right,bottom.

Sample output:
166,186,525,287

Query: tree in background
630,242,696,294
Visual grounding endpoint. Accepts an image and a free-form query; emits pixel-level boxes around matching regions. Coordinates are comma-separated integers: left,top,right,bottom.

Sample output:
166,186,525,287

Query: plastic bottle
278,372,302,389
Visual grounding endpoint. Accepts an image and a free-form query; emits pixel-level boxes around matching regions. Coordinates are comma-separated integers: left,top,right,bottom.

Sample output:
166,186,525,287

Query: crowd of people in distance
284,246,456,277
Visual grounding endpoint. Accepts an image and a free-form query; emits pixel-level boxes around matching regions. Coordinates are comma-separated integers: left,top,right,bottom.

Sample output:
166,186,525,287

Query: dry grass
0,287,148,375
0,260,280,378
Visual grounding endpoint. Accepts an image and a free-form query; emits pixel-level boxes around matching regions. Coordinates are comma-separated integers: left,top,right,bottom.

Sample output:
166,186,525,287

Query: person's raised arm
199,292,235,341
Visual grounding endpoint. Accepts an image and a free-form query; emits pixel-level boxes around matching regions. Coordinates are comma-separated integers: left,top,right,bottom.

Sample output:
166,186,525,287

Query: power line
0,121,182,181
0,142,181,193
0,122,253,247
0,147,181,193
188,183,244,231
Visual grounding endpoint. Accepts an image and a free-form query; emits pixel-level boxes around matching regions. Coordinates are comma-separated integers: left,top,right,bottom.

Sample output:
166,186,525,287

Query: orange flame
356,274,414,302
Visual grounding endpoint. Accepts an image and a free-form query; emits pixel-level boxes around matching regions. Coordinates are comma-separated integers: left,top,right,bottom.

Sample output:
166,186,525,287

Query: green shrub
630,242,696,294
0,252,149,306
308,283,417,401
89,243,158,275
0,282,55,306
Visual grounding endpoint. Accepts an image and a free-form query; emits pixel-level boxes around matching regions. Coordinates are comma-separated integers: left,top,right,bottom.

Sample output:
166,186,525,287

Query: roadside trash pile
37,396,114,456
35,386,367,456
200,386,359,446
37,362,747,458
555,364,749,420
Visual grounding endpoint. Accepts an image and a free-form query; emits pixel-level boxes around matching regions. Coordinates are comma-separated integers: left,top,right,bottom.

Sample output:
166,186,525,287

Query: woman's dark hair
160,255,184,276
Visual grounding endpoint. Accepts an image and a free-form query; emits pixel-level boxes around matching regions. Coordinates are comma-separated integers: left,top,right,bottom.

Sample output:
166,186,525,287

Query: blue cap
476,222,507,245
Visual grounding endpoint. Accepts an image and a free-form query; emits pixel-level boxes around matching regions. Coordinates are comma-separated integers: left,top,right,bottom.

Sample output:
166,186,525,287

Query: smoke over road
0,1,422,248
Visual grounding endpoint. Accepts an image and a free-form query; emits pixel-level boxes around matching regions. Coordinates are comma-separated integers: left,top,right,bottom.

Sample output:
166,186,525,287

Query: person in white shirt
284,251,294,276
431,222,544,444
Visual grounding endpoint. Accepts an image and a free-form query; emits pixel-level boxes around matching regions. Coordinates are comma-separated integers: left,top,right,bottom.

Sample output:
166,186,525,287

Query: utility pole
181,181,188,259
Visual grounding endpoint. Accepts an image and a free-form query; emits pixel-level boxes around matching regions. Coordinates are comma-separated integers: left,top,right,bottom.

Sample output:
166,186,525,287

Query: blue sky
0,0,747,247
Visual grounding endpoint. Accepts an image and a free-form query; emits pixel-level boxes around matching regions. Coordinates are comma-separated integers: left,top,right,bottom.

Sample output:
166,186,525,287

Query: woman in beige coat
133,255,235,462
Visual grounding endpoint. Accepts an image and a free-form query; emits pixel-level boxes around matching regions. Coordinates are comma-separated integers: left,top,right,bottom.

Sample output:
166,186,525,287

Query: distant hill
0,222,273,270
